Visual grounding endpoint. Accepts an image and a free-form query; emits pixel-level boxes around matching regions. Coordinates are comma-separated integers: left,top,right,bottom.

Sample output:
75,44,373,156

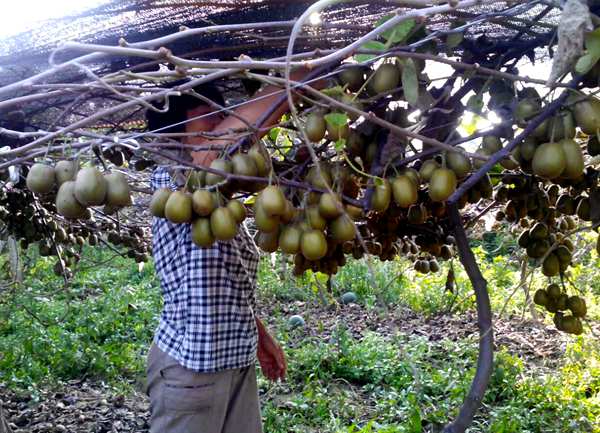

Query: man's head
146,81,225,138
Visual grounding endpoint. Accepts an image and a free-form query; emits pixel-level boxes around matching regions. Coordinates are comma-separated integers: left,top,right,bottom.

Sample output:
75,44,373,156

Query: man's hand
256,318,287,381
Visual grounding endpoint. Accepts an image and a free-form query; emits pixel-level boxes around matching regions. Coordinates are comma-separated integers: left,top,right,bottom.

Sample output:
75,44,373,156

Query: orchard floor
1,301,585,433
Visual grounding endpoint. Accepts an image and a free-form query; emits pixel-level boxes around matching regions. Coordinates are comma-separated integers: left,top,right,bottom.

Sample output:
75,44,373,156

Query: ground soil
1,302,591,433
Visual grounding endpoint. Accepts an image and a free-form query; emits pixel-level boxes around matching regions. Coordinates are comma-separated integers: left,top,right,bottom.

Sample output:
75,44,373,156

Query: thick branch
444,204,494,433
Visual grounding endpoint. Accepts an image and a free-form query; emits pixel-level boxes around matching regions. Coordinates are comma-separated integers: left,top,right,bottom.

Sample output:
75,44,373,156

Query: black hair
145,80,225,134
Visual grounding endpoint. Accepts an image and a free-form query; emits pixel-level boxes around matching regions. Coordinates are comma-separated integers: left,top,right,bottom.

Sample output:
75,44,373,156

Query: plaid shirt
151,167,260,372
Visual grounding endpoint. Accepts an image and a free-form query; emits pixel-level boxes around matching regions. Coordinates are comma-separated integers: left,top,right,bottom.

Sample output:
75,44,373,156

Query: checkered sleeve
151,167,176,192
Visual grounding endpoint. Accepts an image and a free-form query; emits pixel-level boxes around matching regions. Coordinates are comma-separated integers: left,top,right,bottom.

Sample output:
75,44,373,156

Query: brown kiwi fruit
191,218,215,248
192,190,216,216
205,159,233,186
227,199,247,223
254,202,280,233
330,214,356,242
301,229,328,261
392,175,418,208
165,191,193,224
74,166,107,206
150,188,172,217
446,149,472,179
210,207,238,241
338,66,366,92
428,168,457,202
419,159,439,182
255,230,279,253
481,136,502,153
567,296,587,318
279,225,302,254
104,172,132,207
371,179,391,212
571,97,600,135
587,135,600,156
533,289,549,306
56,181,87,219
26,163,56,194
532,142,566,179
305,112,327,142
231,153,258,177
248,143,271,177
258,185,286,216
326,115,350,141
319,193,343,219
559,139,584,180
370,63,400,94
54,160,78,186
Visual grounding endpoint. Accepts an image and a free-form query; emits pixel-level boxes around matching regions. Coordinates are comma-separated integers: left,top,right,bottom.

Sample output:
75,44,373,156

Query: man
145,78,297,433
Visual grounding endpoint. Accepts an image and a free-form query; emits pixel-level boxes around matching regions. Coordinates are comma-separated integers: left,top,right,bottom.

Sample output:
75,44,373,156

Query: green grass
0,242,599,431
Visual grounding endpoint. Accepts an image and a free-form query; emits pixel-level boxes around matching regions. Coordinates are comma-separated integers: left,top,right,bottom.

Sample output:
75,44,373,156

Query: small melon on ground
288,315,306,328
341,291,358,305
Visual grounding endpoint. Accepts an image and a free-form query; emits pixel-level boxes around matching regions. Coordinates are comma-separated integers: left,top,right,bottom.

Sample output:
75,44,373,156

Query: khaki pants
146,344,263,433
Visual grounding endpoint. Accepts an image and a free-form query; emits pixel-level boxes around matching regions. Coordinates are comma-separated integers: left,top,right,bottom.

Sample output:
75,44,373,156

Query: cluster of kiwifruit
533,283,587,335
25,160,132,219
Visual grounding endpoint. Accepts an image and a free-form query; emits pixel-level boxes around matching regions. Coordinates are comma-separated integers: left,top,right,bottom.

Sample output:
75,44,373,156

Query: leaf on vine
268,127,281,142
376,16,416,44
575,53,599,75
324,112,349,128
446,32,464,49
354,40,386,63
334,139,346,152
374,177,384,187
401,58,419,107
466,94,484,114
321,85,345,97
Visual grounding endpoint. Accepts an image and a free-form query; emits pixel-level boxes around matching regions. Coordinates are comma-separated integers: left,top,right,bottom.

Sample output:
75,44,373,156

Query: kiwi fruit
150,188,172,217
205,159,232,186
301,229,328,261
392,175,418,208
371,180,391,212
258,185,286,216
26,163,56,194
428,168,457,202
561,315,583,335
227,199,247,223
567,296,587,318
542,253,560,277
104,172,132,207
514,98,540,125
54,160,78,186
517,137,537,161
254,202,280,233
546,110,575,141
164,191,193,224
330,214,356,242
74,167,107,206
419,159,439,182
185,171,205,191
307,206,327,230
191,218,215,248
256,230,279,253
571,97,600,135
371,63,400,94
556,194,576,215
533,289,549,306
532,142,566,179
547,283,561,300
338,66,366,92
192,190,216,216
481,136,502,153
56,181,87,219
576,197,591,221
279,225,302,254
558,139,584,179
305,112,327,142
248,143,270,177
319,193,343,219
210,207,238,241
446,150,472,179
231,153,258,177
587,135,600,156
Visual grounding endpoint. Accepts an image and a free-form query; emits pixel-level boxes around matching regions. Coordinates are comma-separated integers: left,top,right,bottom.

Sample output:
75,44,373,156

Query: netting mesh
0,1,566,88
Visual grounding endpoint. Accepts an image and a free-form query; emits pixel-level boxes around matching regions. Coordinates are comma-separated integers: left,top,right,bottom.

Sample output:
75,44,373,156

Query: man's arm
190,70,320,167
255,317,287,381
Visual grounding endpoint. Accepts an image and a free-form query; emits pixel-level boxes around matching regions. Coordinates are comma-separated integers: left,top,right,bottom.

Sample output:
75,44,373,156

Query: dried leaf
547,0,593,85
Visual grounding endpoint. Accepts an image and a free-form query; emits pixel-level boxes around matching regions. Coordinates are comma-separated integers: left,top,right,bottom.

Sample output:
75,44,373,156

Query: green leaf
334,139,346,152
446,32,464,49
585,27,600,58
575,53,599,75
321,85,345,97
466,94,484,113
268,127,281,142
374,177,384,187
401,58,419,107
324,112,349,128
376,16,416,43
354,40,387,63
